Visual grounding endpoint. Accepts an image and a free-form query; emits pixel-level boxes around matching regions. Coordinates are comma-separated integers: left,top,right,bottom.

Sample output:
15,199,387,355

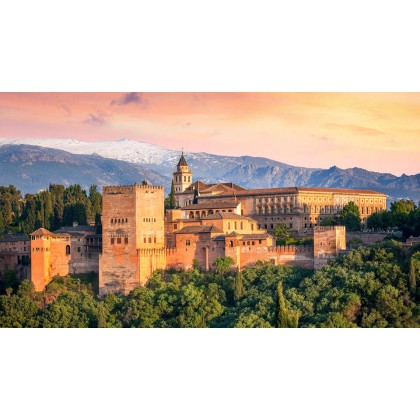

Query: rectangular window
125,237,128,244
186,239,191,246
174,224,178,230
117,238,121,244
111,238,115,245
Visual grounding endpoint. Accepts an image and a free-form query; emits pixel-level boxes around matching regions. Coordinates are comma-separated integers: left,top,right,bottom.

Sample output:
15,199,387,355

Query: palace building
172,154,387,233
1,152,388,296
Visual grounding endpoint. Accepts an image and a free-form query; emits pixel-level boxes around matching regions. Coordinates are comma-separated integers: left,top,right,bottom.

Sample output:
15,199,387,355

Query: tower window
66,245,71,254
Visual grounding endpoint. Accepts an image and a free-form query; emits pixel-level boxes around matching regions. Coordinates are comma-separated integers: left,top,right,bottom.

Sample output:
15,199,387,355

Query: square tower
99,184,166,297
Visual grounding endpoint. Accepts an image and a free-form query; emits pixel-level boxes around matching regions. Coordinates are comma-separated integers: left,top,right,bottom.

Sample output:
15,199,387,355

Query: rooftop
54,225,97,233
182,200,239,210
176,225,224,234
0,233,30,243
198,186,386,197
201,212,255,222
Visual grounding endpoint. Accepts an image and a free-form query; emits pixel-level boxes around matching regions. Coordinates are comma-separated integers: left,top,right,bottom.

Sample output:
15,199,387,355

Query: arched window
66,245,71,255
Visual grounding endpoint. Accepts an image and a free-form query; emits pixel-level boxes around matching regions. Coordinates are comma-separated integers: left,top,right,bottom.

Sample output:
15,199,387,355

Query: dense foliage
367,199,420,239
1,243,418,328
320,201,361,231
0,183,102,235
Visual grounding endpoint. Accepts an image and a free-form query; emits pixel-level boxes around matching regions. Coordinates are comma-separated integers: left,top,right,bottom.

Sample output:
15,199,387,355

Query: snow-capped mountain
0,138,297,183
0,138,419,203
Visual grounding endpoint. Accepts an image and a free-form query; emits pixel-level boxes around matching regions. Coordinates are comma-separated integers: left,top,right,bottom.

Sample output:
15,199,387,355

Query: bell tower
173,151,193,195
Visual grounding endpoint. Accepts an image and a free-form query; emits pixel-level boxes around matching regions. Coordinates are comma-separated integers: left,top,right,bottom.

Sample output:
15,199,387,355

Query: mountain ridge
0,138,419,203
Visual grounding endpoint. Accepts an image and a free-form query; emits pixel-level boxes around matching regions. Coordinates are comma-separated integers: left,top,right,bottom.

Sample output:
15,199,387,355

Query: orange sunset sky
0,92,419,176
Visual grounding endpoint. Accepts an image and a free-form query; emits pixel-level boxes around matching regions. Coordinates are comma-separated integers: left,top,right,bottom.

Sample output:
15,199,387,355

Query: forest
1,241,419,327
0,183,102,234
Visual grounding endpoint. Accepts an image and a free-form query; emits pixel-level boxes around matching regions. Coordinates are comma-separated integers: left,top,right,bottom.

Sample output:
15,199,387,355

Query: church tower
173,151,193,199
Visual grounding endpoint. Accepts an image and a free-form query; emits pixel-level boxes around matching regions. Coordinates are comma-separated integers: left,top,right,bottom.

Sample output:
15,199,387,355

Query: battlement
268,245,313,253
314,225,346,232
103,184,164,194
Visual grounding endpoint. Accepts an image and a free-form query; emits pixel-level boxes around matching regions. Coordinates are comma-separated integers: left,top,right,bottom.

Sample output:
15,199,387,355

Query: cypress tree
193,187,199,204
97,303,107,328
409,259,417,297
169,180,176,209
0,211,4,233
277,281,299,328
234,269,245,303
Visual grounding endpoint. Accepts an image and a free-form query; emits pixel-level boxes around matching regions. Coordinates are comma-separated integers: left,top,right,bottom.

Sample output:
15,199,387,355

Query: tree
214,257,234,276
391,199,415,216
277,281,299,328
234,269,245,303
169,180,176,209
320,216,337,227
340,201,361,232
273,223,291,243
97,302,107,328
0,211,4,233
193,187,199,204
409,252,420,299
89,185,102,224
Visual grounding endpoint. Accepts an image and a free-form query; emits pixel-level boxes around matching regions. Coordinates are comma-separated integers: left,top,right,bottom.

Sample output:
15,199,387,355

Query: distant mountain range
0,138,419,204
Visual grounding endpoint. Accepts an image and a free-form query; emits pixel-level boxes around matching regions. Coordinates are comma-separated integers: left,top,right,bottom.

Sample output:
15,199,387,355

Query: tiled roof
54,225,96,233
184,181,245,194
86,234,102,239
202,212,255,221
176,225,224,234
31,228,53,236
199,186,386,197
240,233,272,240
0,234,30,243
182,200,239,210
177,153,188,168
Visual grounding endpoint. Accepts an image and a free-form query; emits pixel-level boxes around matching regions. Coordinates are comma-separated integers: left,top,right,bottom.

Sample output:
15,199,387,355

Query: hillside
0,144,170,194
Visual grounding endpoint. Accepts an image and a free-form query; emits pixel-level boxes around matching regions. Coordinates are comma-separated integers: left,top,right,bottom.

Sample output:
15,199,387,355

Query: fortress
0,153,387,295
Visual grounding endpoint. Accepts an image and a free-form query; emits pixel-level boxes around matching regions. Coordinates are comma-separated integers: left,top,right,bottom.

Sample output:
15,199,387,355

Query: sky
0,92,419,176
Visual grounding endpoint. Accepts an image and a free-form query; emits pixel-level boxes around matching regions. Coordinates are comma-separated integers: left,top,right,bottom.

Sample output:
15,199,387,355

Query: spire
177,150,188,169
